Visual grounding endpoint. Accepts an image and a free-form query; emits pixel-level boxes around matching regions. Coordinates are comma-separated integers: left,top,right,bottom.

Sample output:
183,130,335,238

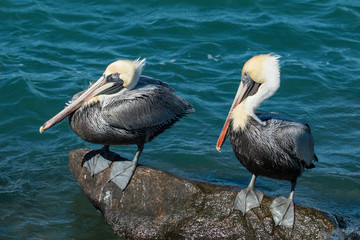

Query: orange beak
216,76,258,152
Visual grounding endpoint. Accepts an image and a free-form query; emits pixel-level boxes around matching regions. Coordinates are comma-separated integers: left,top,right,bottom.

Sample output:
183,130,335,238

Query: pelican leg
234,174,264,214
83,145,118,176
270,181,296,228
108,145,144,191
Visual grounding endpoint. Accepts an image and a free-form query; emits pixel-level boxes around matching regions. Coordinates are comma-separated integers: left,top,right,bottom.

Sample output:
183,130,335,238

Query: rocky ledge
69,149,340,239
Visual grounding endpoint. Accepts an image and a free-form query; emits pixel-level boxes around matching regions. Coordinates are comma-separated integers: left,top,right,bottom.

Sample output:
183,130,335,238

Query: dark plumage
40,59,194,190
216,54,317,227
69,76,193,146
229,113,317,182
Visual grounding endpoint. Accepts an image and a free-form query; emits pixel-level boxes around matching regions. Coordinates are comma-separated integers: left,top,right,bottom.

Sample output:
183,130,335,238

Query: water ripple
1,0,360,238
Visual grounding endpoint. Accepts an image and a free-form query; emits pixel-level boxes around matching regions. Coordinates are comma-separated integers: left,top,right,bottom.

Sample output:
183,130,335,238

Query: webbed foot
270,196,294,227
108,160,137,191
234,187,264,214
234,174,263,214
83,146,121,176
107,145,144,191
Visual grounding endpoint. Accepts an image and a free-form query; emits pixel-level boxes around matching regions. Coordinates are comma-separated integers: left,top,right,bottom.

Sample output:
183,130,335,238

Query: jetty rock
69,149,340,239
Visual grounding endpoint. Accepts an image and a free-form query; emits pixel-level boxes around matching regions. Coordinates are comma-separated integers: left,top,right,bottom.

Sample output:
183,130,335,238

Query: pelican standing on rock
40,59,194,190
216,54,317,227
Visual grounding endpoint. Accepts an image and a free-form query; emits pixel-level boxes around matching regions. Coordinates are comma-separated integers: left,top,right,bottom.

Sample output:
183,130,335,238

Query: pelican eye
106,73,123,83
242,72,251,83
241,72,261,97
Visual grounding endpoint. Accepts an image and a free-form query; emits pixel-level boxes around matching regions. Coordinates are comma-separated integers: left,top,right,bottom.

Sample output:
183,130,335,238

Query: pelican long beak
216,76,259,151
39,74,119,133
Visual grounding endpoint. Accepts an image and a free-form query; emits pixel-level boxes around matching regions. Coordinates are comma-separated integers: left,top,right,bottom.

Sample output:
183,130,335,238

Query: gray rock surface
69,149,338,239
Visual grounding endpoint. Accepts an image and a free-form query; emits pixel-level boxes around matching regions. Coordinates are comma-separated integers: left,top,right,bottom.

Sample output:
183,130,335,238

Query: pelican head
39,58,146,133
104,58,145,90
216,54,280,151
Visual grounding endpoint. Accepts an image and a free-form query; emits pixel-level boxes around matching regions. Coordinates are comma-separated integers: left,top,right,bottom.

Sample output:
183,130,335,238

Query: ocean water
1,0,359,239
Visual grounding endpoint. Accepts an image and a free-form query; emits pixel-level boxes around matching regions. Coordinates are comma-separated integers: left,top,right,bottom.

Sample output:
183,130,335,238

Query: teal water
1,0,360,238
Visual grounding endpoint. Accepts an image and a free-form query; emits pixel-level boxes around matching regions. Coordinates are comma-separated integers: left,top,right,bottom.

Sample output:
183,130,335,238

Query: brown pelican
216,54,317,227
40,59,194,190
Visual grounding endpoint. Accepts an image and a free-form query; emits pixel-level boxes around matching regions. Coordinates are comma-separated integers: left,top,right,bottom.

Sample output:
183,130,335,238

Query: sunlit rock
69,149,339,239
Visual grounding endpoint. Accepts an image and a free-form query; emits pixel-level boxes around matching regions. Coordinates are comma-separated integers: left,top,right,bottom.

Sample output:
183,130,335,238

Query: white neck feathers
244,55,280,115
231,54,281,130
127,58,146,90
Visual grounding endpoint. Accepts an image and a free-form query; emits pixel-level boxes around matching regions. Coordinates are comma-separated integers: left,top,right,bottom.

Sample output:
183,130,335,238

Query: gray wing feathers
275,123,315,166
103,84,193,131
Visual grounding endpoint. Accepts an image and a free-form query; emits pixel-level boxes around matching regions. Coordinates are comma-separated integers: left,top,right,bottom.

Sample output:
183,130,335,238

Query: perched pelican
40,59,194,190
216,54,317,227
